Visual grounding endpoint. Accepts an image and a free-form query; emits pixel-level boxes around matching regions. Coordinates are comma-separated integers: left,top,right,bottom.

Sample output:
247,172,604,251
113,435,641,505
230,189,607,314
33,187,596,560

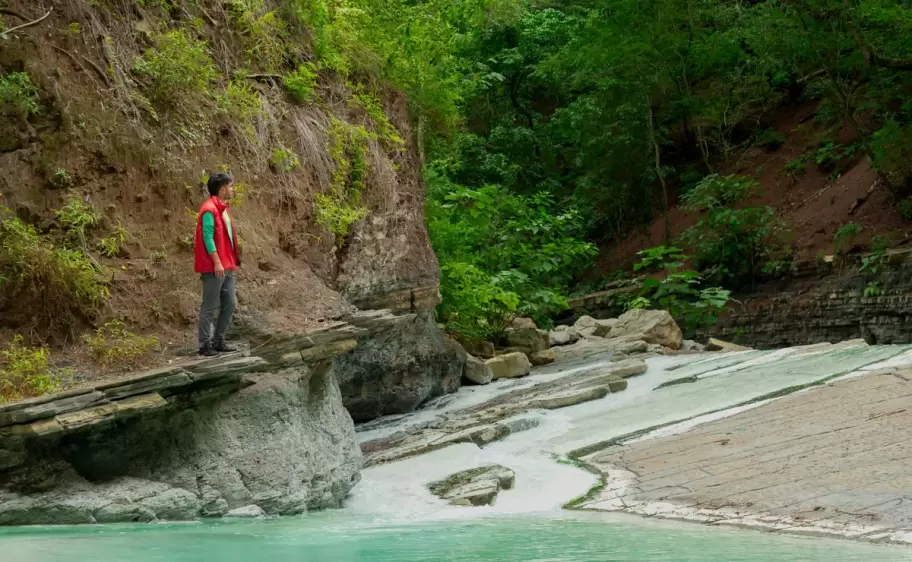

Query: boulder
510,317,538,330
453,333,496,359
529,349,556,366
549,326,581,347
574,315,598,330
705,338,749,352
609,309,683,350
504,328,550,353
336,313,464,422
464,355,494,385
486,352,532,380
428,465,516,507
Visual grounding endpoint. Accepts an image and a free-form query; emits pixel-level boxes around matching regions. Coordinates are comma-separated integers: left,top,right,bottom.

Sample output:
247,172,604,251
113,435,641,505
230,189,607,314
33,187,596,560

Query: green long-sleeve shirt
202,210,234,254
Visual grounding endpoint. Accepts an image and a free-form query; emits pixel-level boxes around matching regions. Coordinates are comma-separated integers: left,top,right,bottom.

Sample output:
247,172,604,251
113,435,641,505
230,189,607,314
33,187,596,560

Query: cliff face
709,251,912,348
0,313,424,525
0,0,463,525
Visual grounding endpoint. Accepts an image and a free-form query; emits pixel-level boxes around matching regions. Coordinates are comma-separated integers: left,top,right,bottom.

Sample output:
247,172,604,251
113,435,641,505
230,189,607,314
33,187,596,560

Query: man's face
221,181,234,200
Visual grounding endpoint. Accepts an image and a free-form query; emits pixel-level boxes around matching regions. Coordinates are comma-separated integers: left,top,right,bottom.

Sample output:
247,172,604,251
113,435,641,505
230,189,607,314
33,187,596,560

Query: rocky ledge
360,359,646,467
0,310,415,526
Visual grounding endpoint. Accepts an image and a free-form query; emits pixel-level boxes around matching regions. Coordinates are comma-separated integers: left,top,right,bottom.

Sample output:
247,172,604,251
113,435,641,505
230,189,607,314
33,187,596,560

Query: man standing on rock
195,172,241,357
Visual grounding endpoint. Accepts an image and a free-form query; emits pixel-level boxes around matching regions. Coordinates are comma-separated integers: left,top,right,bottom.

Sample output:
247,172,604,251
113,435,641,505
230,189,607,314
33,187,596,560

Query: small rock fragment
223,505,266,519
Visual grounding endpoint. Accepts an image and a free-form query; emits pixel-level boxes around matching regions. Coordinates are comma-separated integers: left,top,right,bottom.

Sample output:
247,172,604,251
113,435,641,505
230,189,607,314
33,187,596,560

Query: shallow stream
5,343,912,561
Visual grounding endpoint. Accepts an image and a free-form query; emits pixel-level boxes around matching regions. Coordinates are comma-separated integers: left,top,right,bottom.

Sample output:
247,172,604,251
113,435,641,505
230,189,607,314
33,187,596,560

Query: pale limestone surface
583,369,912,542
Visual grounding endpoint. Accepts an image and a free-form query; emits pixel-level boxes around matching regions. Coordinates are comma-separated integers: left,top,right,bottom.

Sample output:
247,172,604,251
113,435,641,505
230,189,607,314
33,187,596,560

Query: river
3,343,912,560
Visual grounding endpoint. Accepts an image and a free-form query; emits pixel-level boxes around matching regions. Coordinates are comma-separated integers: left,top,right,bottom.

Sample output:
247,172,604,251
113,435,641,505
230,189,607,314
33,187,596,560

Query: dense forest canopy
5,0,912,346
331,0,912,337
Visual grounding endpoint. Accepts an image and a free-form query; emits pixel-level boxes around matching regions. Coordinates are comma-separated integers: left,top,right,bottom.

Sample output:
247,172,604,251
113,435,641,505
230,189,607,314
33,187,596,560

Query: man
194,172,241,356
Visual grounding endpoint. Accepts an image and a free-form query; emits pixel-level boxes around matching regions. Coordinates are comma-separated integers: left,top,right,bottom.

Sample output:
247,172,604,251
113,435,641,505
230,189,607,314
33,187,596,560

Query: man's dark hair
207,172,233,197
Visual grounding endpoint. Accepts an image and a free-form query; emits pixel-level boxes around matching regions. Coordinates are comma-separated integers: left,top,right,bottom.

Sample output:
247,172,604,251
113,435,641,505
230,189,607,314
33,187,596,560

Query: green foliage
270,146,300,173
0,336,64,403
627,247,732,332
83,321,159,367
349,84,404,148
813,141,857,172
217,79,263,136
0,72,40,118
783,158,807,178
315,119,371,238
864,282,883,298
679,175,790,288
98,224,130,258
54,196,100,249
225,0,287,71
834,222,862,254
50,169,73,189
133,30,220,103
633,246,686,275
428,172,596,338
0,207,108,333
284,63,318,104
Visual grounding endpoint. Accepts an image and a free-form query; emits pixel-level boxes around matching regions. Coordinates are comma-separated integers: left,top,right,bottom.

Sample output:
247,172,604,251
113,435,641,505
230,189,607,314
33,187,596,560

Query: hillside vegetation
3,0,912,398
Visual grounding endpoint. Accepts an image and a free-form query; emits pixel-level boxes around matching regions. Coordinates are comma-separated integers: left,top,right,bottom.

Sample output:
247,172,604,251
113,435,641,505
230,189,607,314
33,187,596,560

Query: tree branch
2,7,53,36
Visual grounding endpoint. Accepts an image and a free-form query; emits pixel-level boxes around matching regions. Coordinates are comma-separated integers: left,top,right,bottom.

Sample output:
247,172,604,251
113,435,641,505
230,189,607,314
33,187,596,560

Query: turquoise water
1,512,908,562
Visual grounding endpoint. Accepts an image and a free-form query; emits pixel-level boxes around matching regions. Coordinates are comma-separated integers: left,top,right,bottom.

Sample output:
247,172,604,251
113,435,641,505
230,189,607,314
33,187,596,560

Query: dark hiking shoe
213,340,238,353
198,344,219,357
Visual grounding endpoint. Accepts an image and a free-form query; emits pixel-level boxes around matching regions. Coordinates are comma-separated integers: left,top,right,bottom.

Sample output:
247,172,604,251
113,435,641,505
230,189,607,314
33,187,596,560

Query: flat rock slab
429,464,516,506
583,369,912,542
529,386,610,410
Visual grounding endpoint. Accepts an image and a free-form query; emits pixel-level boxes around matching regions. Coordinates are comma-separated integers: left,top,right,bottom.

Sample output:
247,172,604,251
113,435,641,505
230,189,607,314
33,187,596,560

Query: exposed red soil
594,104,912,275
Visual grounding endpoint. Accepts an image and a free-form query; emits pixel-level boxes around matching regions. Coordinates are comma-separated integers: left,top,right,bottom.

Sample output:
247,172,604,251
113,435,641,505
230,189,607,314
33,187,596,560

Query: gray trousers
198,271,236,348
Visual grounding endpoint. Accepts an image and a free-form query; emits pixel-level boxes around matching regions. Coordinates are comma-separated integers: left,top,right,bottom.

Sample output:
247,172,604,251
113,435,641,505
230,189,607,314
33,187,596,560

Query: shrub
679,174,791,288
633,246,686,276
83,321,159,367
783,158,806,178
217,79,263,137
55,196,100,248
225,0,287,71
50,169,73,189
627,247,732,332
133,30,220,103
0,336,64,403
315,119,371,238
349,84,404,148
0,207,108,333
834,222,861,254
314,192,368,237
284,63,318,104
0,71,40,118
864,281,883,298
98,223,130,258
428,176,595,338
270,146,300,173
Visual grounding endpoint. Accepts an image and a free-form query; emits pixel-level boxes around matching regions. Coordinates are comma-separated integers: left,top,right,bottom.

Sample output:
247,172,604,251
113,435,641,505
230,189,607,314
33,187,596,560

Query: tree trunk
648,101,671,243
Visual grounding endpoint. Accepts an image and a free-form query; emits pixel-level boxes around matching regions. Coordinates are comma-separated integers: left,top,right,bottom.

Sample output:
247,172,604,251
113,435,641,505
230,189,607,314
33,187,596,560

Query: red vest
194,196,239,273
